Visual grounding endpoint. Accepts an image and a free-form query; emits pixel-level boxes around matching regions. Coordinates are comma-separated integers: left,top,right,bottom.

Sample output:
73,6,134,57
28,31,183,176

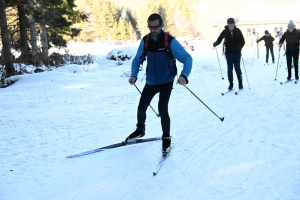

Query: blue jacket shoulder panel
131,40,145,78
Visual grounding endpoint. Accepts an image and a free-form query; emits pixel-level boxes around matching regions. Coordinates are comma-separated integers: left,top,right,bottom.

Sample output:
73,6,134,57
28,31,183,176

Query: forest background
0,0,208,77
73,0,207,42
0,0,297,78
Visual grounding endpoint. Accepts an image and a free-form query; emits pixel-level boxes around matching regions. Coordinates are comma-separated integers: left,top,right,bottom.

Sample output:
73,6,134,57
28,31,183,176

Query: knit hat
227,18,235,24
287,20,295,29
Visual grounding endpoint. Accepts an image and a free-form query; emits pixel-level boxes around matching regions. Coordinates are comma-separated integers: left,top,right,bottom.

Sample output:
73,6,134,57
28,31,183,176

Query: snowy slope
1,42,300,200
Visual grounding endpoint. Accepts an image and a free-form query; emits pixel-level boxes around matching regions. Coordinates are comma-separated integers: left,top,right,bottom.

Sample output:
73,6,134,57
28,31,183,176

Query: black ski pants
137,81,173,137
286,50,299,77
266,46,274,63
225,52,242,82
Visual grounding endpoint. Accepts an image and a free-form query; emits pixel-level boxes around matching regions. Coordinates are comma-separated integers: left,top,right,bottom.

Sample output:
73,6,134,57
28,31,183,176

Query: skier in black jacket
213,18,245,90
257,30,275,64
279,20,300,80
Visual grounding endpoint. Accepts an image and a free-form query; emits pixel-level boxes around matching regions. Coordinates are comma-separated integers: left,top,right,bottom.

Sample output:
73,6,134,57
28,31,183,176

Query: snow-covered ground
1,41,300,200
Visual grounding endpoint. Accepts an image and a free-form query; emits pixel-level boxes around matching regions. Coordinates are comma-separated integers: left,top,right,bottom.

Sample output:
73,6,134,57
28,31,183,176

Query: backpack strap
164,32,176,64
144,34,150,52
164,32,170,53
139,34,150,61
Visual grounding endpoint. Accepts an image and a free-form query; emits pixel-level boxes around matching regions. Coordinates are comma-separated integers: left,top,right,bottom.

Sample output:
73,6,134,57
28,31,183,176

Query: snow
1,42,300,200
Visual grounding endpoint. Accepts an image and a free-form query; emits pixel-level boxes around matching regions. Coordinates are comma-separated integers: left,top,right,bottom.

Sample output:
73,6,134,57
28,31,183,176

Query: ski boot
161,136,171,156
125,124,145,143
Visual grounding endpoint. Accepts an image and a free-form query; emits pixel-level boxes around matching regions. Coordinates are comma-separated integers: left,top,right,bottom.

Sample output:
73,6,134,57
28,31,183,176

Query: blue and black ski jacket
131,31,192,85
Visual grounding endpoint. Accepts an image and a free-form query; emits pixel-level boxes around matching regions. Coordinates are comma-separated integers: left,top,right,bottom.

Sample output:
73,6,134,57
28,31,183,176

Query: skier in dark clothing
279,20,300,80
213,18,245,90
257,30,275,64
125,13,192,155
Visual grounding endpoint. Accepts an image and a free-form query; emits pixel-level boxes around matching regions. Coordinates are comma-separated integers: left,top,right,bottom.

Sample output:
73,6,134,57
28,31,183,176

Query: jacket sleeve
170,38,192,78
238,29,245,48
271,36,275,41
131,40,145,78
279,33,286,43
257,36,263,43
214,30,226,46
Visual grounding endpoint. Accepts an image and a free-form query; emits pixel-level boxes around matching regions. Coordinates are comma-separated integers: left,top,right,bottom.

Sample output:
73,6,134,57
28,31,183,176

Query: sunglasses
147,25,161,30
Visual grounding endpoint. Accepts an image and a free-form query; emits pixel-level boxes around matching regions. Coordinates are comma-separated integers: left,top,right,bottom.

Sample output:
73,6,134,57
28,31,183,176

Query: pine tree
136,0,160,37
17,0,30,64
28,0,39,65
35,0,85,47
0,0,15,77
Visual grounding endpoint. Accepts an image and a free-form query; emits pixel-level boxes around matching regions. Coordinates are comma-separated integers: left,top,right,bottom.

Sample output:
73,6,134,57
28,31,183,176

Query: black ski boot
238,80,243,89
287,67,292,80
125,124,145,143
161,136,171,156
228,81,233,90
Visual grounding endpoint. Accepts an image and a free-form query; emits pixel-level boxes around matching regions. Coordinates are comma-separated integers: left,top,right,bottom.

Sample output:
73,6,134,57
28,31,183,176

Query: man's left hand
178,76,187,85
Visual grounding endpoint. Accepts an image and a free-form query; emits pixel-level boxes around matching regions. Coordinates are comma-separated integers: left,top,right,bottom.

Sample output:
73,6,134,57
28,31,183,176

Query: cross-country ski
153,145,173,176
221,89,233,95
280,79,294,84
66,137,161,158
235,89,243,95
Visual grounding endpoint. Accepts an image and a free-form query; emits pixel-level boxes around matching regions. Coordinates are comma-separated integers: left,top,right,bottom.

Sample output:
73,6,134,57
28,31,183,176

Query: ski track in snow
1,43,300,200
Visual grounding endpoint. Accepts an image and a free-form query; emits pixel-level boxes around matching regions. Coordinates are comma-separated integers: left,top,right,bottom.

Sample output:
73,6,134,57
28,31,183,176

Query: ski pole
279,51,286,67
241,56,251,89
214,48,224,80
133,83,160,117
182,84,224,122
251,47,256,67
275,47,279,56
275,50,281,81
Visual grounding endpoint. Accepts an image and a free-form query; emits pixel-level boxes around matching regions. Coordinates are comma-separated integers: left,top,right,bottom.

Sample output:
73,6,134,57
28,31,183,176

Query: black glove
180,74,188,84
213,42,217,47
129,76,137,84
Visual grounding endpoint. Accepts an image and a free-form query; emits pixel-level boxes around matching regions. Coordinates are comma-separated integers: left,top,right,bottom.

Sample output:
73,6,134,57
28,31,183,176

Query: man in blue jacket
125,13,192,155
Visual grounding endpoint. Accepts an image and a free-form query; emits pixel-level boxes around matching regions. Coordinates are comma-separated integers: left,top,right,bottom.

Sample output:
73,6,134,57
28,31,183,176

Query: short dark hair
265,30,269,34
148,13,163,25
227,18,235,24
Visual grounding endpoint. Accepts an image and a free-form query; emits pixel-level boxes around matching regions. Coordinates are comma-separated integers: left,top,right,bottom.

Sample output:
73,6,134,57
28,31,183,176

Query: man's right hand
128,77,137,85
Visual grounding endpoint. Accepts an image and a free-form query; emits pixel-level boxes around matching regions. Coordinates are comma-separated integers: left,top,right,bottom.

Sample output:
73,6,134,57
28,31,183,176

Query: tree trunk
28,0,39,66
0,0,15,77
38,0,49,66
17,0,30,64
